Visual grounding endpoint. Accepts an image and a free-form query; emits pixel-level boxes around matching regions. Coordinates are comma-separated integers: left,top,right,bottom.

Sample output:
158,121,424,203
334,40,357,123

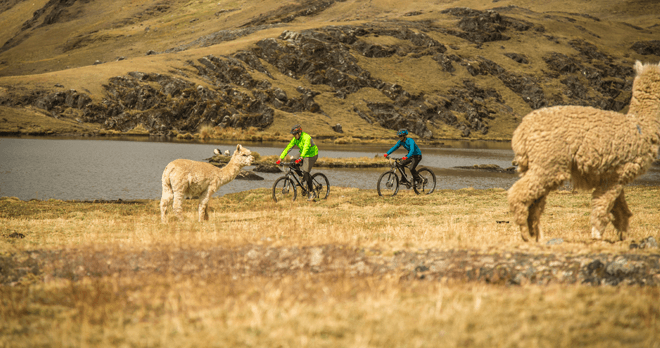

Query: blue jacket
386,137,421,157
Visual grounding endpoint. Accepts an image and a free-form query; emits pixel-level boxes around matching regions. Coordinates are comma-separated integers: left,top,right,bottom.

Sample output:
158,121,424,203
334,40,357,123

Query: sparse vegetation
334,136,360,144
197,124,214,140
176,132,193,139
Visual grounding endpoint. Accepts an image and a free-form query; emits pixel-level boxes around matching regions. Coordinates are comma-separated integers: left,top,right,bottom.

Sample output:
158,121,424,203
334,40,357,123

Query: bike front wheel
413,168,436,195
312,173,330,199
377,171,399,197
272,176,297,202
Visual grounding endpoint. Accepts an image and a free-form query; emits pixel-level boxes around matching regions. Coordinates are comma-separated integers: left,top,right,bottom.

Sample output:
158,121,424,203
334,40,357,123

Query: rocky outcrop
441,7,540,44
236,171,264,181
86,71,276,134
542,43,634,111
3,246,659,286
631,40,660,56
252,164,282,173
454,164,516,173
0,8,640,139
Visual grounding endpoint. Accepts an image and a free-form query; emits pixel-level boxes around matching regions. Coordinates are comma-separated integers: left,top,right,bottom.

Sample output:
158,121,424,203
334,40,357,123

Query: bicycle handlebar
279,161,301,166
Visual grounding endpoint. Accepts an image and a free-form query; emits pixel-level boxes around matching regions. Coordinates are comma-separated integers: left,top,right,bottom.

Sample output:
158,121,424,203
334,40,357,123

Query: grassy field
1,186,659,347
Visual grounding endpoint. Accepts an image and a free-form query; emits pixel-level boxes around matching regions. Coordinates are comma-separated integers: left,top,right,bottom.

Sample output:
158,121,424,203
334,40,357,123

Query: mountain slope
0,0,659,141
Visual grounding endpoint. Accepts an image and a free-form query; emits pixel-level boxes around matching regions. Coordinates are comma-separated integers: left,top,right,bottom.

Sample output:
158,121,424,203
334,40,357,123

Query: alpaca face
233,144,254,167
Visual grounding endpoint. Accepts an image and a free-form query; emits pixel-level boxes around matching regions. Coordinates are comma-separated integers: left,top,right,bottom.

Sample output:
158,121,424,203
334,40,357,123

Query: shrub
198,124,215,140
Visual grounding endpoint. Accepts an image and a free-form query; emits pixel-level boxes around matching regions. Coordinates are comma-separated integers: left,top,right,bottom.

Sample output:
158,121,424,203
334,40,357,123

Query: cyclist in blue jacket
383,129,422,186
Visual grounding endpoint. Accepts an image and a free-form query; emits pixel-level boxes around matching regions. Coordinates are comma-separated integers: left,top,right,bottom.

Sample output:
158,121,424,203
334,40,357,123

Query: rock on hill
0,0,658,141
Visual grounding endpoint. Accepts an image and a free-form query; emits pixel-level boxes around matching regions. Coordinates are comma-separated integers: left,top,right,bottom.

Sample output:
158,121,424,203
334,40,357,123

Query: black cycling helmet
397,129,409,137
291,124,302,135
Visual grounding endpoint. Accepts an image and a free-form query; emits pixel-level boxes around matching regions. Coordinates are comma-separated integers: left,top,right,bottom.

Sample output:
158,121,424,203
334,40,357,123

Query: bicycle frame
273,161,330,202
281,162,310,194
389,158,415,187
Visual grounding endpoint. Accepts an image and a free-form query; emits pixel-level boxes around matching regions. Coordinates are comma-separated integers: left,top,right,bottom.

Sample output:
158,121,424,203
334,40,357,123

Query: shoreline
3,184,660,203
0,132,513,146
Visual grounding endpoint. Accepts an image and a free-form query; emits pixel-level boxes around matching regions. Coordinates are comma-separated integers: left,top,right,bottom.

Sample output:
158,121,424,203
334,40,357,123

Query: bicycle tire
311,173,330,199
377,171,399,197
272,176,297,202
413,168,436,195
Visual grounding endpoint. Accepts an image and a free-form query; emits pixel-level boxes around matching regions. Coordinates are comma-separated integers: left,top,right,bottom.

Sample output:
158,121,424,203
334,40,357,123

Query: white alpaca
508,61,660,242
160,144,254,222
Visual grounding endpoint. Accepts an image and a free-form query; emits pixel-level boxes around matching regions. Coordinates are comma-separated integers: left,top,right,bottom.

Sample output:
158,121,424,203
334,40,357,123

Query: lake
1,137,658,201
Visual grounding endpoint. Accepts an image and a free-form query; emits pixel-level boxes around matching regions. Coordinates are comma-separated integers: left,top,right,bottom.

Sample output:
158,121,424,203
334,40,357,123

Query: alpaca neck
628,74,660,127
628,96,660,150
213,155,244,181
628,97,660,119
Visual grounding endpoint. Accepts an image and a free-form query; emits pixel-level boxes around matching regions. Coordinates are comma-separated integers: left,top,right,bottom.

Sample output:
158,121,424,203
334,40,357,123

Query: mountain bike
272,161,330,202
377,157,436,196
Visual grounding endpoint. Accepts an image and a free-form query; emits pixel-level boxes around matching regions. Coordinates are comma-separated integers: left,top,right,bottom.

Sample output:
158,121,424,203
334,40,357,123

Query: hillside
0,0,659,141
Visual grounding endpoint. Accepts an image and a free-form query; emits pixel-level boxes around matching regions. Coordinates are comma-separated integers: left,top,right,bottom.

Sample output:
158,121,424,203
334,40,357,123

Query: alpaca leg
508,167,563,242
590,184,623,240
508,180,532,242
198,189,212,222
160,184,174,223
528,194,548,242
610,190,633,241
508,175,545,242
173,192,185,221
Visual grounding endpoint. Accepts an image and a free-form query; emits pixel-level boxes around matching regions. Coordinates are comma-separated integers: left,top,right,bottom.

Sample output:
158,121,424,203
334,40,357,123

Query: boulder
237,170,264,181
253,164,282,173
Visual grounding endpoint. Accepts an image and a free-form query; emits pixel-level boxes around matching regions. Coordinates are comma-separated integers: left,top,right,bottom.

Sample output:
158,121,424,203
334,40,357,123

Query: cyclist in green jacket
275,124,319,200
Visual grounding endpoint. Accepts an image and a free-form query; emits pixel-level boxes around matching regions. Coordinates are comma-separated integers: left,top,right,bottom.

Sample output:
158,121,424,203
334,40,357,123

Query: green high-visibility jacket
280,132,318,159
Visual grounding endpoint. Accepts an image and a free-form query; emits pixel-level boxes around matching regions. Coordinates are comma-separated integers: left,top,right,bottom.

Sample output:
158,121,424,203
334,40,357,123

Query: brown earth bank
0,1,659,141
209,153,393,172
2,244,659,287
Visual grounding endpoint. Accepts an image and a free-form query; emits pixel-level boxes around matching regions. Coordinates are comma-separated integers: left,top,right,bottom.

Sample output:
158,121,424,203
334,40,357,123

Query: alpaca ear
635,60,644,74
236,144,242,151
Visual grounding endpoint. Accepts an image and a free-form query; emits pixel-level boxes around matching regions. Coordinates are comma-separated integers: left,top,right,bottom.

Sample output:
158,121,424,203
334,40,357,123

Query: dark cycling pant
301,155,318,192
401,155,422,181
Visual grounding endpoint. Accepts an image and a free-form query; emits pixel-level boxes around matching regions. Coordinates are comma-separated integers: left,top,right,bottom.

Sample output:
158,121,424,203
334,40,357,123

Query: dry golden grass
192,126,286,143
0,105,100,135
1,185,658,262
1,186,659,347
334,136,361,144
197,124,214,140
2,274,658,348
315,156,388,167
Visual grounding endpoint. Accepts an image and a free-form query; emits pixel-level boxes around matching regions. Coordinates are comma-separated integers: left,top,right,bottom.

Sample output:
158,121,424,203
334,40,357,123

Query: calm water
1,137,658,201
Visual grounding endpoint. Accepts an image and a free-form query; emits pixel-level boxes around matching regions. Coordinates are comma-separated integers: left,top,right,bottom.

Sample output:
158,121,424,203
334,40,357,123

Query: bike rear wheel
413,168,436,195
377,171,399,197
272,177,297,202
312,173,330,199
